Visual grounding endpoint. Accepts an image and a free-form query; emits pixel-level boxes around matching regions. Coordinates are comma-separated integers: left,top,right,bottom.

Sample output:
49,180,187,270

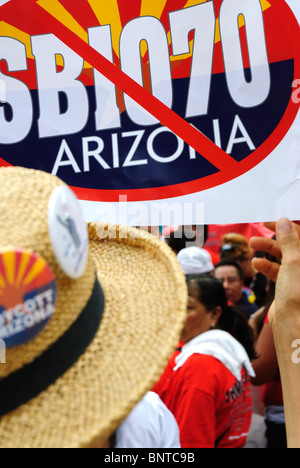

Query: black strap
0,276,105,416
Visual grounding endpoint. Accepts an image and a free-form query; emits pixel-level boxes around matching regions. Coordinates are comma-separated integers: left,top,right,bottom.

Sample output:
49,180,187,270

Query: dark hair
186,275,257,361
214,259,244,281
219,243,247,262
165,226,208,254
165,228,196,254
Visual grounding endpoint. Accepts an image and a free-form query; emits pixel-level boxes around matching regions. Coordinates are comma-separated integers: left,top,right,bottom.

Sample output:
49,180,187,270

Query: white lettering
88,25,121,131
111,133,120,168
32,34,89,138
226,114,255,154
220,0,271,108
82,136,110,171
24,299,36,313
0,37,33,144
292,79,300,105
0,2,272,145
127,202,149,227
52,139,81,175
104,453,139,465
292,339,300,364
0,289,55,341
122,130,147,167
52,115,255,175
169,2,216,118
120,16,172,125
147,127,184,163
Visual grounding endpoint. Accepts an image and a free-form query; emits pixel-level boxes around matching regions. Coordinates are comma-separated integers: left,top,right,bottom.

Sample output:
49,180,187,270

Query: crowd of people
1,166,300,449
159,224,283,448
116,221,298,449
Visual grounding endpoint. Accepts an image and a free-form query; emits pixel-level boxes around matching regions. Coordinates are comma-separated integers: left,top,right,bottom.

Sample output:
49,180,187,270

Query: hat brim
0,224,187,448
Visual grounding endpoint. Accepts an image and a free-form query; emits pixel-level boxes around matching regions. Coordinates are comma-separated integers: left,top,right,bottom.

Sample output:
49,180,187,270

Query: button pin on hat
0,248,56,348
48,186,89,279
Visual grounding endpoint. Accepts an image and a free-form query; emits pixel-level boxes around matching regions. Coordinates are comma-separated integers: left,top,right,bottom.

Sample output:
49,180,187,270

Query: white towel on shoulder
174,330,256,381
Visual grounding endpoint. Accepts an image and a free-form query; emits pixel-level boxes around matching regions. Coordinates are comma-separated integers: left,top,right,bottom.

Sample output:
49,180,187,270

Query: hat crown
220,233,251,259
177,246,214,275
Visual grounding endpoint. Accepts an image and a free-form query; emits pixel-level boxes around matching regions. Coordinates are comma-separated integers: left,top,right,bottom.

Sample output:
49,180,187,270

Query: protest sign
0,0,299,224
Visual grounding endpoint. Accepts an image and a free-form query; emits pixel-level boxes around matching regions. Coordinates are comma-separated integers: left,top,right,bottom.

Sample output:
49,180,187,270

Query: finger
268,301,276,328
264,221,300,238
290,220,300,238
250,236,282,259
252,257,280,282
264,222,276,232
276,218,300,263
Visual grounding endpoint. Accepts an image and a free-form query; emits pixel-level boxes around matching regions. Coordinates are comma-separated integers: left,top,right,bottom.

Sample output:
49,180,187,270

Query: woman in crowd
219,232,268,307
153,275,257,448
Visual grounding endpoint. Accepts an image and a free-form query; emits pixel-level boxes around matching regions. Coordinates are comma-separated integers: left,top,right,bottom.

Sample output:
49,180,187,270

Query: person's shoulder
115,392,181,448
181,353,227,382
185,352,224,366
240,292,258,312
141,391,166,410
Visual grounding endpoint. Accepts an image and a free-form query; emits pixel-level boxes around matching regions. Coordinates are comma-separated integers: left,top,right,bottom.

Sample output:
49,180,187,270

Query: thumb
276,218,300,261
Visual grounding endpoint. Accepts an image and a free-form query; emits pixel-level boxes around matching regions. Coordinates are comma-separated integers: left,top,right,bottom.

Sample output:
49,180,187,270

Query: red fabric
203,246,220,266
154,353,253,448
205,223,275,255
263,380,283,407
152,348,181,396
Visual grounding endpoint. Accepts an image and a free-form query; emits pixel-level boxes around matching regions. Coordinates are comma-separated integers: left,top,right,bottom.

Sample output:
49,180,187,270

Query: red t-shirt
154,352,252,448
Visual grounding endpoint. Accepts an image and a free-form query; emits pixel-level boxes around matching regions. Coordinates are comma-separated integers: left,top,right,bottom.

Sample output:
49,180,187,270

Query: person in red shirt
153,275,257,448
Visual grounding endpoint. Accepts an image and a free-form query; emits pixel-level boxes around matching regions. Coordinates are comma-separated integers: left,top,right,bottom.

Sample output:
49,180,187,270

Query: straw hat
0,167,187,448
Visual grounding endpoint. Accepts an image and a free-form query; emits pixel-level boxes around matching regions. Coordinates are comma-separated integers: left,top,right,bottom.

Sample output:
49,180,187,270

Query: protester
248,280,276,339
219,232,268,307
177,246,214,276
250,218,300,448
0,167,187,448
214,259,258,319
114,391,181,448
164,227,197,254
153,275,256,448
220,233,256,279
165,226,220,265
205,223,274,258
248,251,286,447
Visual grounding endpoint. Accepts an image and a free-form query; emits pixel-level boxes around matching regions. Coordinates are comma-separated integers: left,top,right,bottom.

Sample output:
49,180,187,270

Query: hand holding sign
251,219,300,448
